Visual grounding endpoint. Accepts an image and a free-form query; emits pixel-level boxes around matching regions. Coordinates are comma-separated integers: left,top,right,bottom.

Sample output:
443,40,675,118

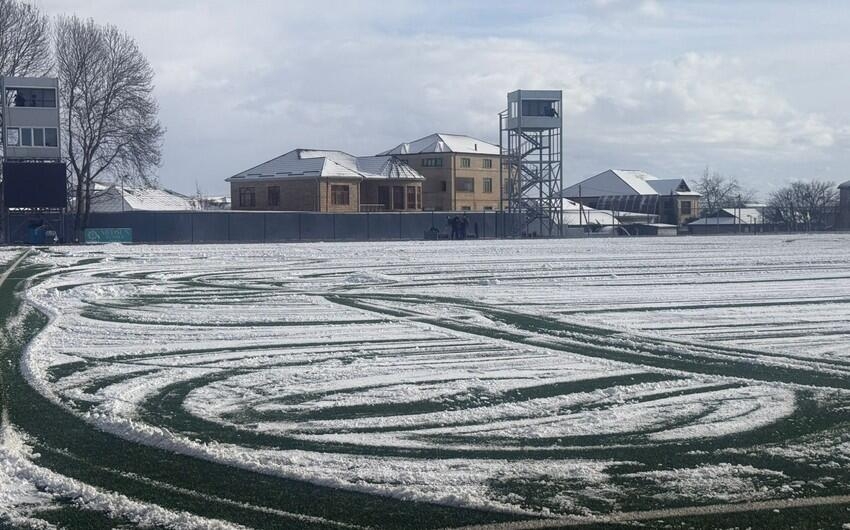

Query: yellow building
379,133,501,211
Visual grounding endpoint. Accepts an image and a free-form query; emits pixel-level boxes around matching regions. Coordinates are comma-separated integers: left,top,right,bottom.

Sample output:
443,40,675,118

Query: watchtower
499,90,563,236
1,76,67,242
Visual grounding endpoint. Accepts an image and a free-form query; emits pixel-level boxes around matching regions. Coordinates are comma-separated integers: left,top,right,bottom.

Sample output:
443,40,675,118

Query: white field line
1,249,32,425
0,249,30,289
442,494,850,530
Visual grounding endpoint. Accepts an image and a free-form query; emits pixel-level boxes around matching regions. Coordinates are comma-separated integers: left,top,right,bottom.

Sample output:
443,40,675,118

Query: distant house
561,169,700,226
88,183,195,212
687,207,765,234
227,149,424,212
379,133,501,212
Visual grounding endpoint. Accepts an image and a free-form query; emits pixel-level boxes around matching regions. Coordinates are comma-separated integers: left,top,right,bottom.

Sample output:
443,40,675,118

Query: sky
37,0,850,197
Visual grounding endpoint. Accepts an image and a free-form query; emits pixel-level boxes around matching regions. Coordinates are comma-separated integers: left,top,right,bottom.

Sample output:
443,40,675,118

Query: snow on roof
559,198,620,226
723,208,764,221
840,180,850,189
561,169,700,198
123,188,194,211
688,217,739,225
227,149,424,182
609,170,662,195
89,186,195,212
645,178,697,196
689,208,764,225
379,133,500,156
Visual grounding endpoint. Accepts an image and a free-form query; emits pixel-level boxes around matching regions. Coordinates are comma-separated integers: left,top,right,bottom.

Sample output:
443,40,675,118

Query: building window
268,186,280,207
680,201,692,215
482,158,493,169
440,181,447,192
455,177,474,193
460,157,471,168
378,186,391,209
422,158,443,168
416,187,422,209
461,206,471,211
5,87,57,108
12,127,58,148
407,186,417,209
393,186,405,209
483,178,493,193
44,128,58,147
239,187,256,208
331,184,350,205
5,128,20,146
484,206,493,211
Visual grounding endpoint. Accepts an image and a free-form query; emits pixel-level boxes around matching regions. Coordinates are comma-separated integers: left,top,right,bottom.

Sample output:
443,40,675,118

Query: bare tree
766,180,838,231
0,0,51,77
55,16,164,238
694,167,754,214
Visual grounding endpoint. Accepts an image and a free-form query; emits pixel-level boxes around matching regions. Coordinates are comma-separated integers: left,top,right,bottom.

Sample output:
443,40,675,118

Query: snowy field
3,234,850,529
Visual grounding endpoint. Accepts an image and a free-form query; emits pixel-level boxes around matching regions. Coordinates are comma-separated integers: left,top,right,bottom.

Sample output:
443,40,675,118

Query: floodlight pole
1,76,7,244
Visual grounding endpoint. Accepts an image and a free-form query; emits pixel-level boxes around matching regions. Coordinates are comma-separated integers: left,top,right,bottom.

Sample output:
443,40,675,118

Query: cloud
638,0,665,18
35,1,850,195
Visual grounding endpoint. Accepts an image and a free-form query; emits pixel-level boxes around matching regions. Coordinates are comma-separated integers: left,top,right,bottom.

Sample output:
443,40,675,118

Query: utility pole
578,184,583,230
1,76,6,244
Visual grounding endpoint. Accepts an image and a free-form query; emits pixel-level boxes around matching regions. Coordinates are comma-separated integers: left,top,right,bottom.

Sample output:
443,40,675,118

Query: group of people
447,214,476,240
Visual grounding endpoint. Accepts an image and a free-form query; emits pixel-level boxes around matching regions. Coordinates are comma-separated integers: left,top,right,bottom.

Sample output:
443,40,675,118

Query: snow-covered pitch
3,234,850,528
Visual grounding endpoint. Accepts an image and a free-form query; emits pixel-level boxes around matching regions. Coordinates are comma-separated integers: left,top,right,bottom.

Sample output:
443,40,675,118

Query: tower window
5,87,57,108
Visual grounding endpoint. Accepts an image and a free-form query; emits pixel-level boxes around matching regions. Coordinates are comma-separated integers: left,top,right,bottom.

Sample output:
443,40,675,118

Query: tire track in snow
441,494,850,529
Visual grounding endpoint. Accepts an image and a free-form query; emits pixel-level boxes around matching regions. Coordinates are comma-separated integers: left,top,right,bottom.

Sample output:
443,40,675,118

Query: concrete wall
6,210,519,244
231,179,319,212
232,178,369,213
